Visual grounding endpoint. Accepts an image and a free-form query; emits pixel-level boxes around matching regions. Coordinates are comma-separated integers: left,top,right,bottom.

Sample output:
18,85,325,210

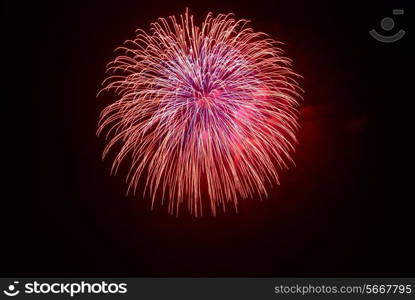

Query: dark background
7,0,414,276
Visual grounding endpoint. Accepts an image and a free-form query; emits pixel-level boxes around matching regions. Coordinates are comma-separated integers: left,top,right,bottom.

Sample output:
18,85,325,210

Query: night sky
7,0,414,276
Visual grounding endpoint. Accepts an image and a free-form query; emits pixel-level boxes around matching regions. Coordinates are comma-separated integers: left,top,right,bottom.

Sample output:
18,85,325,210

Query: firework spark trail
97,9,303,216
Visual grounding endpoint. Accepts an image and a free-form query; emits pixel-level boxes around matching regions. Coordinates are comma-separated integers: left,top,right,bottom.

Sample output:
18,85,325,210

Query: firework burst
97,9,303,216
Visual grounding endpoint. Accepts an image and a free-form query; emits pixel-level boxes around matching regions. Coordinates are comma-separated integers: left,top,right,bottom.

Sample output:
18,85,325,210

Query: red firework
98,9,303,216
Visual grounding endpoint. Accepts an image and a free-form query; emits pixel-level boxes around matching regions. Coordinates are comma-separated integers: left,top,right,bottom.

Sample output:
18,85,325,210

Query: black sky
7,0,414,276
